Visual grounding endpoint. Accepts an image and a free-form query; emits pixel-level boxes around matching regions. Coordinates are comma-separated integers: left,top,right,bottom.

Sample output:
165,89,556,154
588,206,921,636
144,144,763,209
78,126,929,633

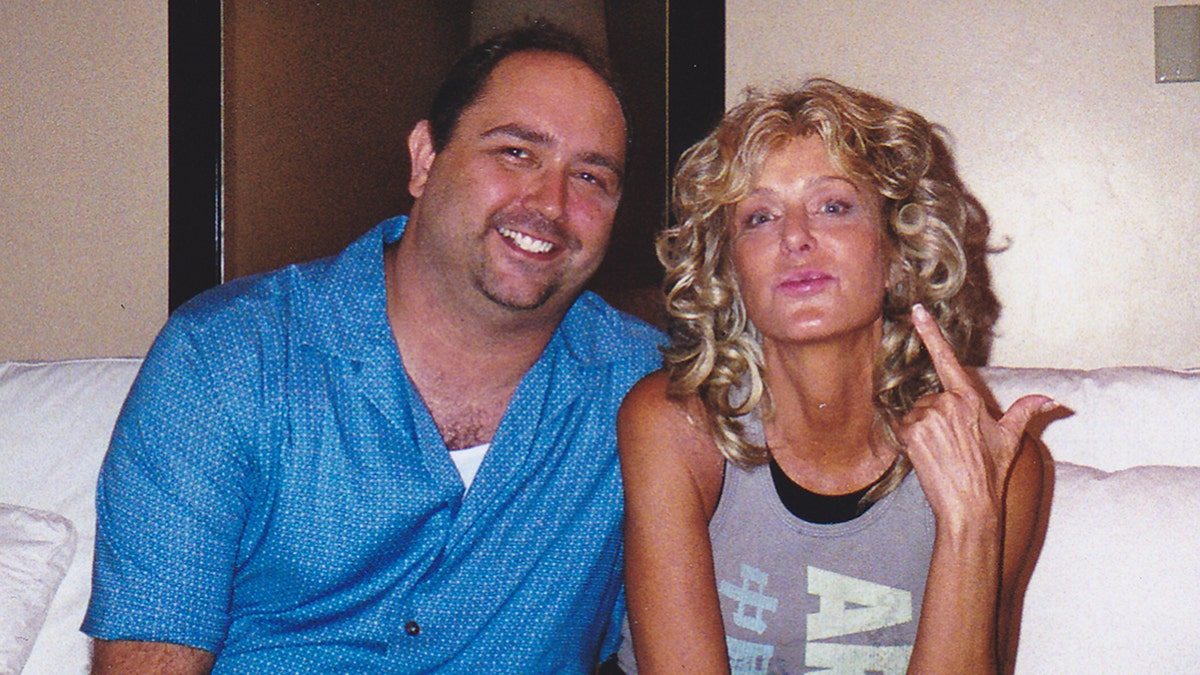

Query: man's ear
408,120,437,199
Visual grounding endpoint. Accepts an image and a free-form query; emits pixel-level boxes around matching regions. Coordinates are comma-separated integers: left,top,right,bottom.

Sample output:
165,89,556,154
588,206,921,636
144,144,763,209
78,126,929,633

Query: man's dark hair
428,23,631,153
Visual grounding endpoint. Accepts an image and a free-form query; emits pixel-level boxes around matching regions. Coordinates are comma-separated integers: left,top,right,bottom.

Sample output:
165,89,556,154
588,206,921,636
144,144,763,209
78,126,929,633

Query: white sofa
2,358,1199,673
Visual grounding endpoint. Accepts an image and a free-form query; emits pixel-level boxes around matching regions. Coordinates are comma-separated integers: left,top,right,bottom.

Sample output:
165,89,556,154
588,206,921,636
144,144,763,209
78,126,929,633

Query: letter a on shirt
806,566,913,640
804,566,914,674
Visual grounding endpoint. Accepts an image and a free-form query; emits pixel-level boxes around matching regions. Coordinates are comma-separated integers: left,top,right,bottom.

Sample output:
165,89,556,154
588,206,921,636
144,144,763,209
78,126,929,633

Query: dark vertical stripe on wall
169,0,223,312
667,0,724,177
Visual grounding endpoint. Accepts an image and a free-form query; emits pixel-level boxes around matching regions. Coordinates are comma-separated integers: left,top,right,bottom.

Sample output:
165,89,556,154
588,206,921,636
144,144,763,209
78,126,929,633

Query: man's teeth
498,226,554,254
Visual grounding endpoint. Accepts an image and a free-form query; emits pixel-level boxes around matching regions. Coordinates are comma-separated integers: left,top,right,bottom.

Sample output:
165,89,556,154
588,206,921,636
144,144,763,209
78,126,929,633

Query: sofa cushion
981,366,1200,471
1016,461,1200,672
0,358,142,674
0,504,76,674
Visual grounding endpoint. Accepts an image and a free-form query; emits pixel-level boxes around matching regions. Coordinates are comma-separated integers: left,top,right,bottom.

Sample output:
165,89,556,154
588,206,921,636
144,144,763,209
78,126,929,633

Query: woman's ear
407,120,437,199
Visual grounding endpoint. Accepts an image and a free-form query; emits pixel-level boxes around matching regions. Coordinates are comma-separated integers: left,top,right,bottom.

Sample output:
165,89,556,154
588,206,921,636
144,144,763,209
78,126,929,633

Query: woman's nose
780,214,814,254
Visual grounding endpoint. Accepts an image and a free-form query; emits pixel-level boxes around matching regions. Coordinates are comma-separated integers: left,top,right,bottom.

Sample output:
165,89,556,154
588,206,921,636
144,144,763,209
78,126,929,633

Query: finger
998,394,1057,442
911,303,972,392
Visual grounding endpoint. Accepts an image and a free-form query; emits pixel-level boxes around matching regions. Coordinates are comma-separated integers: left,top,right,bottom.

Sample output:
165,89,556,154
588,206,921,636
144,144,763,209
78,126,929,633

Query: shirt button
405,620,421,637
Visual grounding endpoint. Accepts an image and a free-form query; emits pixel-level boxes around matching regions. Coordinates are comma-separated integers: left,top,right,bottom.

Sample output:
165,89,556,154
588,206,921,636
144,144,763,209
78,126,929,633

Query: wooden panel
222,1,471,280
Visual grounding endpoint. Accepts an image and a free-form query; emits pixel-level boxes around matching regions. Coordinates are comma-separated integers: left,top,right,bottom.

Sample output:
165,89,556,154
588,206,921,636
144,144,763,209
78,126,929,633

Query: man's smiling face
405,50,627,315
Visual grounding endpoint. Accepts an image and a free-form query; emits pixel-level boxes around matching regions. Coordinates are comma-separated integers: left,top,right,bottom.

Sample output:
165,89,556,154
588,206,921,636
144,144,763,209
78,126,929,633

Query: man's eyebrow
481,123,551,146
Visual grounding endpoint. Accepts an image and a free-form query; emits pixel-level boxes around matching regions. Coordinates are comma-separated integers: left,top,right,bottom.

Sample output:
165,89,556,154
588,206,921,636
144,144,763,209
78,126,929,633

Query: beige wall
1,2,167,360
729,0,1200,368
6,2,1197,368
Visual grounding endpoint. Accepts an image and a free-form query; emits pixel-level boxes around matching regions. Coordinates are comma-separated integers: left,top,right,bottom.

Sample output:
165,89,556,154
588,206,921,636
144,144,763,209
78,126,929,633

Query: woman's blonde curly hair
659,79,999,500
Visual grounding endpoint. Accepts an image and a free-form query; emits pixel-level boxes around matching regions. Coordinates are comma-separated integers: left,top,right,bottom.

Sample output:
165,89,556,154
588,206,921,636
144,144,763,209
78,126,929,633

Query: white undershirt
449,443,489,490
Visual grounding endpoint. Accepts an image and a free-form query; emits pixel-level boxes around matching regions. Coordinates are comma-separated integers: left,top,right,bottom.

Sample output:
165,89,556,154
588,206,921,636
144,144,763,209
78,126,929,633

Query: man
84,25,662,673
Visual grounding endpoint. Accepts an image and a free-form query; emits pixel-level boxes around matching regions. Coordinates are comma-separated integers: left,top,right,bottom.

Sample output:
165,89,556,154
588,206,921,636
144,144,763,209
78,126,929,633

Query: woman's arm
907,436,1047,674
995,435,1052,671
901,305,1053,674
620,371,730,673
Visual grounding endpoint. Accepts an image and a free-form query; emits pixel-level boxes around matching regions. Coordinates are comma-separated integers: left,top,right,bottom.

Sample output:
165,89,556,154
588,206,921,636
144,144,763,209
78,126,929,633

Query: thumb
999,394,1056,439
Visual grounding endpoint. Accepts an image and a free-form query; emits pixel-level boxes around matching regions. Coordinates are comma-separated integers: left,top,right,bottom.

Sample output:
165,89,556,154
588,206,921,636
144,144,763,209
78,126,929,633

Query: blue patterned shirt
84,216,663,673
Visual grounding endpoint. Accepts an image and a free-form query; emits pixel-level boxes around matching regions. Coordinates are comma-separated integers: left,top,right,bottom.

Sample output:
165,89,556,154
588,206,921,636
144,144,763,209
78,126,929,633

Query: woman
616,80,1053,673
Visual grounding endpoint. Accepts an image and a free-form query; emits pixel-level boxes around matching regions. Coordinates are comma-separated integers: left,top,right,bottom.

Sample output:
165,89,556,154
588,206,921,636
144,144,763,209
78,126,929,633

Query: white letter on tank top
805,643,912,675
805,566,912,640
726,636,775,675
718,563,780,634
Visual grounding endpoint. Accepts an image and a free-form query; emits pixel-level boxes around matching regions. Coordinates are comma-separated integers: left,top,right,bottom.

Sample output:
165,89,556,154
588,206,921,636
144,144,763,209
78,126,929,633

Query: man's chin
473,262,599,315
477,279,564,313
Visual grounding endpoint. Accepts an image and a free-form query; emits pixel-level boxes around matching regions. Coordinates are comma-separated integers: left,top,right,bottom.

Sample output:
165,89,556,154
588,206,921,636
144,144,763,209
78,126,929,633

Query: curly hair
659,79,999,501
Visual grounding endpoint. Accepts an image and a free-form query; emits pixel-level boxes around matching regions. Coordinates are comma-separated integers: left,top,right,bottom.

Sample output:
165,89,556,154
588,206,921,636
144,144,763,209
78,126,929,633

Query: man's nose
525,170,569,222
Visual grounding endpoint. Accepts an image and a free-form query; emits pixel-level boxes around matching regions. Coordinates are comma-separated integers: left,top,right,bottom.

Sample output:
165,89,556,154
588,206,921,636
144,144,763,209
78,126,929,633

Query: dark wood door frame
168,0,223,312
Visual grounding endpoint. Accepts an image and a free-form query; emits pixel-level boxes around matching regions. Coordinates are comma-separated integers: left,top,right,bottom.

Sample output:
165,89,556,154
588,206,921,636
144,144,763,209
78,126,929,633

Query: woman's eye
819,199,852,215
744,210,775,227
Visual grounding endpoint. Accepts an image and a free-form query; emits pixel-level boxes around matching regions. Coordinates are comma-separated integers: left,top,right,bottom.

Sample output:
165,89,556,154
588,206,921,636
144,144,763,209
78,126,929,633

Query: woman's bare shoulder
619,370,727,514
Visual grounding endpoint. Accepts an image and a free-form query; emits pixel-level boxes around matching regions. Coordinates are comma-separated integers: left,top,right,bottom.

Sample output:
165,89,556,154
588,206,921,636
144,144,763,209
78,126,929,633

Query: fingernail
1038,399,1059,413
912,303,927,319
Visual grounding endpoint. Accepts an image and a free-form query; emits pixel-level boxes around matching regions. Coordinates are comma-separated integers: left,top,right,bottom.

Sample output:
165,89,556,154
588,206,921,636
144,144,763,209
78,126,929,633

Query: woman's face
730,134,891,347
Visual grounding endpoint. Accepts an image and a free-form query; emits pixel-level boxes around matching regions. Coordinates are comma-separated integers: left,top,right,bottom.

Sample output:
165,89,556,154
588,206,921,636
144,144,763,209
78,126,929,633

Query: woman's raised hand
898,304,1053,530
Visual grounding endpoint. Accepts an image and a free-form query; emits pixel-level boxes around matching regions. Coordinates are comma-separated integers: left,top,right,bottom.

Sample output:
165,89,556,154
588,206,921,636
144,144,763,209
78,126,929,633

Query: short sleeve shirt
83,215,664,673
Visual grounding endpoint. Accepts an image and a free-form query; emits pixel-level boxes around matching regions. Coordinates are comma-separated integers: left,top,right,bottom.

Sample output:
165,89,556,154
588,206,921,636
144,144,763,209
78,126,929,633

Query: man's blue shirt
83,216,663,673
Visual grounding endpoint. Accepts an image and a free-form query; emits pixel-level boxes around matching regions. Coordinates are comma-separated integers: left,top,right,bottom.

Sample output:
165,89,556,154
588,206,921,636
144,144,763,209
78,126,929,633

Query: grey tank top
618,413,935,674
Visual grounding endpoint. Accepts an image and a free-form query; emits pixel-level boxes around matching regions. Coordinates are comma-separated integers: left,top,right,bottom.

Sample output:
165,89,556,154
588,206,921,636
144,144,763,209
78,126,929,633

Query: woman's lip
777,271,835,294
